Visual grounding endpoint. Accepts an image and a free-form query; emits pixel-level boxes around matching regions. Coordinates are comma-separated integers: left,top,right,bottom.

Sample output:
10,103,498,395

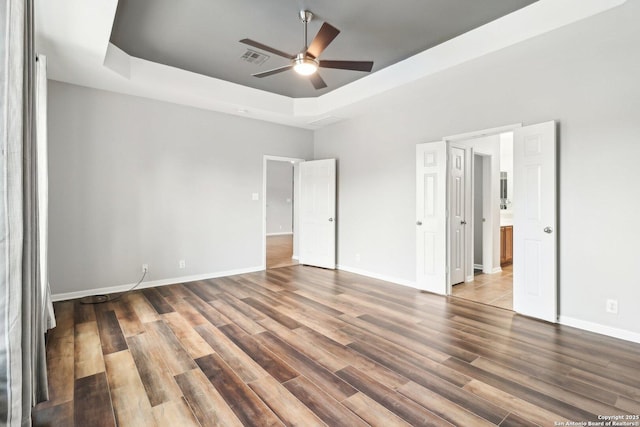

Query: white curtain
1,0,56,425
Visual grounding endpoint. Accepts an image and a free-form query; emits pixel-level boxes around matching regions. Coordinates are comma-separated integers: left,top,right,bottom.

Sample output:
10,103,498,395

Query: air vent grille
241,49,269,66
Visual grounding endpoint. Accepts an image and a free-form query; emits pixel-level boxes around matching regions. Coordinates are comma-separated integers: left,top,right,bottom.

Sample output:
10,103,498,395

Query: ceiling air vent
241,49,269,66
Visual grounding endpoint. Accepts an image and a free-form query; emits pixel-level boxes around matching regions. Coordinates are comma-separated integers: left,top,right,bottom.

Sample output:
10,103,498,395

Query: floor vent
241,49,269,66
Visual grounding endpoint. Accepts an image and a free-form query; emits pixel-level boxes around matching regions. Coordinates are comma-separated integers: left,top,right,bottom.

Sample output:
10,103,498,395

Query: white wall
266,160,294,235
314,1,640,337
48,81,313,296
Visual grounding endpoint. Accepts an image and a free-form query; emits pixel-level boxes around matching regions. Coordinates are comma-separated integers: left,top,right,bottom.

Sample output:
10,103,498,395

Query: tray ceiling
35,0,626,128
110,0,538,98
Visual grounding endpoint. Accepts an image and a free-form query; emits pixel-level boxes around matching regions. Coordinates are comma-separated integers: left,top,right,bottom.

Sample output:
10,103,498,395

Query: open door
299,159,336,269
513,121,557,322
448,145,467,285
416,142,447,294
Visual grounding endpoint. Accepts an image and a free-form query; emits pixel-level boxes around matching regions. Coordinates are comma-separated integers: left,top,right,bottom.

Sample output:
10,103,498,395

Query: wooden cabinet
500,226,513,266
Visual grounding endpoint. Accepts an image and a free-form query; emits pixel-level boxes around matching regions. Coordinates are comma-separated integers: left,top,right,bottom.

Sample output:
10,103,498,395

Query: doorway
263,156,303,269
447,133,514,310
416,121,557,322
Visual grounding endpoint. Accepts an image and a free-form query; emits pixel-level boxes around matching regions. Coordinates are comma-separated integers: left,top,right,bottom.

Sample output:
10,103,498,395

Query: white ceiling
35,0,626,129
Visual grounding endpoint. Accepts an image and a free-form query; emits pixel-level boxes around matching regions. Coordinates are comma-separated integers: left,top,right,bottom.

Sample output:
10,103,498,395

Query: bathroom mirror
500,171,508,209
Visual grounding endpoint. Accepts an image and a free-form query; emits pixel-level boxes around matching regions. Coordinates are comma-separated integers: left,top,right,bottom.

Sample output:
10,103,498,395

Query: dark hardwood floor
33,265,640,426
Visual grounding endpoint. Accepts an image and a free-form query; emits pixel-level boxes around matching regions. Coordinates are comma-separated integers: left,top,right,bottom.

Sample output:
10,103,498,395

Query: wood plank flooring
452,265,513,310
266,235,298,269
33,265,640,426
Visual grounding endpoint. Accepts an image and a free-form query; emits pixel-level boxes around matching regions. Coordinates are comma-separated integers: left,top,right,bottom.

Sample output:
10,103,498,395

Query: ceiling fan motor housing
299,10,313,23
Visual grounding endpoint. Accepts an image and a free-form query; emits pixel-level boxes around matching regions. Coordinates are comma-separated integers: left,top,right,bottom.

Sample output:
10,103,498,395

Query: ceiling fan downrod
299,10,313,51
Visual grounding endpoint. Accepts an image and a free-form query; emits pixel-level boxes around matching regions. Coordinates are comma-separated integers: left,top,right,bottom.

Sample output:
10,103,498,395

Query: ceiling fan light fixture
293,54,318,76
241,9,373,90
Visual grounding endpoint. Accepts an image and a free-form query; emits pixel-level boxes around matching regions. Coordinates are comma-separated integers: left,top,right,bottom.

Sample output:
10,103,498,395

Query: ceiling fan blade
309,73,327,90
307,22,340,59
319,60,374,72
240,39,295,59
253,65,293,78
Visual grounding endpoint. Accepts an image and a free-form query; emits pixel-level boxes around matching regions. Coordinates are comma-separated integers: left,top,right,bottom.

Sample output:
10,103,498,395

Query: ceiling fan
240,10,374,90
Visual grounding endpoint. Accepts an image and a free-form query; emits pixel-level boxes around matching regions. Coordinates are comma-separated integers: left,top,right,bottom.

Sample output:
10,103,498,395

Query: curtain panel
1,0,56,425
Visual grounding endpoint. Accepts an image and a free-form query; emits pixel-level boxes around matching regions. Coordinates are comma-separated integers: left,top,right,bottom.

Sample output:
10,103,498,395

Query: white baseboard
337,265,417,289
473,264,484,270
266,232,293,236
491,267,502,274
52,265,264,302
559,316,640,344
291,255,299,260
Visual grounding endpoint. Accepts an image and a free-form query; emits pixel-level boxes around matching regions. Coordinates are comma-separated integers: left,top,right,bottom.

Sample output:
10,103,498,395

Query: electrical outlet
355,253,361,263
179,259,186,269
606,299,618,314
142,264,149,273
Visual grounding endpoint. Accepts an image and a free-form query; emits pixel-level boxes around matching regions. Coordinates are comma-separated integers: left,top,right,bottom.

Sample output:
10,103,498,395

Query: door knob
544,226,553,234
328,218,333,222
416,221,422,226
460,220,467,225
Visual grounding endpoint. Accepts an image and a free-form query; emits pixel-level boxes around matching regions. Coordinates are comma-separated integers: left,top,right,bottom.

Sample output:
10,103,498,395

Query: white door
416,142,447,294
299,159,336,269
449,146,466,285
513,121,557,322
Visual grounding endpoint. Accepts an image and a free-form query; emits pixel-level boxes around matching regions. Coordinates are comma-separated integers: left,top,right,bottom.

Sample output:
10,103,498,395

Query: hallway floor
266,234,299,269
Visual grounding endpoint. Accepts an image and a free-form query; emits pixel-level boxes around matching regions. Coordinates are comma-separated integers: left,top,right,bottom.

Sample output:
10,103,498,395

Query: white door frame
262,155,304,270
443,123,523,143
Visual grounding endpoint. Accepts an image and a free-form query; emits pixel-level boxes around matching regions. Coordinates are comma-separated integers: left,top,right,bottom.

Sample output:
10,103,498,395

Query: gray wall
266,160,294,235
314,1,640,335
473,155,483,266
48,81,313,295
